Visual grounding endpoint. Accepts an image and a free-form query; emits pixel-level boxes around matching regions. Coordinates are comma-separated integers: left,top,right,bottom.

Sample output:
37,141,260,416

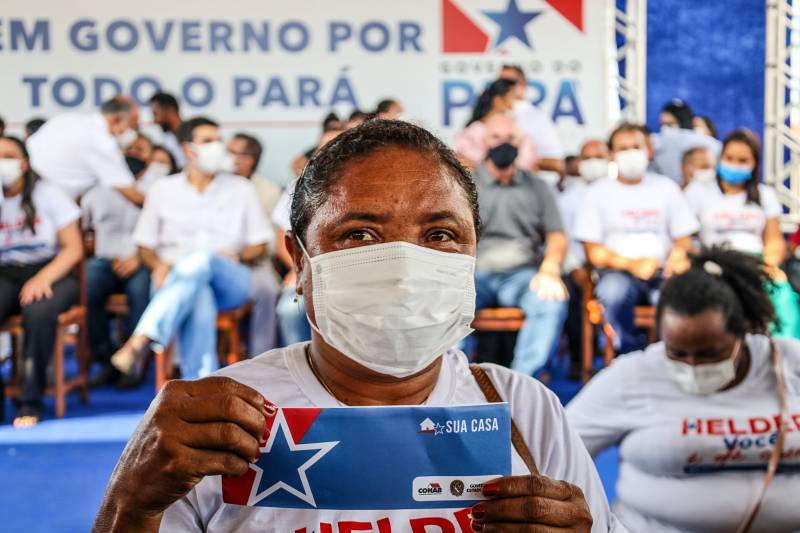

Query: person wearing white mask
574,123,699,354
680,146,716,189
567,247,800,533
0,136,83,428
94,120,626,533
26,96,145,206
109,117,273,381
559,139,611,377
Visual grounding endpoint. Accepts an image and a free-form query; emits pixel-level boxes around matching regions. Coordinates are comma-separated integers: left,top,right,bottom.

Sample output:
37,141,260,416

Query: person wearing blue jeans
276,286,311,346
86,257,151,382
110,117,273,381
470,115,569,377
594,270,662,354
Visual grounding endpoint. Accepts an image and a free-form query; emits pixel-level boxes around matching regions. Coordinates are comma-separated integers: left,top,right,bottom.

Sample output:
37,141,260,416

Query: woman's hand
92,377,271,533
19,274,53,305
471,475,593,532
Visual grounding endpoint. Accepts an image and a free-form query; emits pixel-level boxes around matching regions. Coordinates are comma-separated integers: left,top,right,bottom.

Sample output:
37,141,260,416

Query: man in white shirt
499,64,564,175
110,117,273,380
26,96,144,205
574,124,699,354
228,132,282,354
680,146,716,189
148,92,186,169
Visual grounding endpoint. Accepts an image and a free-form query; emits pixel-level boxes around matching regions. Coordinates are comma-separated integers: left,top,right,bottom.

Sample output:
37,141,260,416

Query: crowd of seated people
0,64,799,433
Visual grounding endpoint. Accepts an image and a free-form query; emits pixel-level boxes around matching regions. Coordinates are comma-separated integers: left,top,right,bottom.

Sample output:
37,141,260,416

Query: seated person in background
453,79,537,172
574,123,699,354
83,156,156,388
26,96,144,206
559,139,611,376
562,154,580,184
651,99,721,183
144,144,180,181
24,117,46,140
567,248,800,533
693,114,718,139
272,128,344,346
680,145,716,189
290,112,343,177
148,91,185,168
228,132,282,353
499,64,565,176
94,119,620,533
110,117,273,381
346,109,370,128
0,136,83,427
126,133,153,163
685,129,800,339
374,98,404,120
473,114,568,377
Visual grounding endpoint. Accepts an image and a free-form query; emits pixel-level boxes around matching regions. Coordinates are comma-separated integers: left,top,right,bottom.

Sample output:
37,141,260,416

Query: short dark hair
149,91,180,113
290,119,481,244
375,99,399,115
501,64,526,80
681,146,711,166
661,98,694,129
322,112,342,132
24,117,46,137
178,116,218,144
657,247,775,337
233,132,264,169
349,109,369,122
100,96,133,115
608,122,650,150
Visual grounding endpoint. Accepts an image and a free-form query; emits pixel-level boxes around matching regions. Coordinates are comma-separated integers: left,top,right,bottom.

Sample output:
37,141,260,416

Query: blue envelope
223,403,511,510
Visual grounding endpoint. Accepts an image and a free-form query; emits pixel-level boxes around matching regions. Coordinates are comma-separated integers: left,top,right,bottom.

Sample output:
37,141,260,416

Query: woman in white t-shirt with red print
568,247,800,532
685,129,800,338
0,136,83,428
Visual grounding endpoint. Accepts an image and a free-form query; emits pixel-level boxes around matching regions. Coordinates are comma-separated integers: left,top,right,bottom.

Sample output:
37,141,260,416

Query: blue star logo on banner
483,0,542,49
248,411,338,507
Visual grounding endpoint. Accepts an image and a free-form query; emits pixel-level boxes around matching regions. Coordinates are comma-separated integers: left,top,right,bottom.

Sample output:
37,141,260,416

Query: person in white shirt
680,146,716,189
499,64,565,176
26,96,144,206
82,159,158,389
559,139,611,377
109,117,273,381
0,136,83,428
685,128,800,339
94,120,625,533
148,92,186,169
567,247,800,533
574,123,699,354
228,132,282,354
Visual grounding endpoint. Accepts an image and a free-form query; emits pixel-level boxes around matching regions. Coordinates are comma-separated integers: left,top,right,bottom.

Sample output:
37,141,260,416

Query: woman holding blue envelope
94,120,625,532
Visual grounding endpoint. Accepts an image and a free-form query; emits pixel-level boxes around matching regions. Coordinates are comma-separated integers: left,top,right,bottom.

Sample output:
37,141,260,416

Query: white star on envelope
248,410,339,507
434,423,446,435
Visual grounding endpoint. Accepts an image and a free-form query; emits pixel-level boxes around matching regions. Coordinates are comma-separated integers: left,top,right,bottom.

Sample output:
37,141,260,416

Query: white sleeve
759,185,783,219
666,184,700,239
242,181,274,247
85,142,135,190
132,185,162,249
566,361,637,458
482,365,626,532
527,109,563,159
271,182,294,232
573,188,604,245
159,491,205,532
40,183,81,230
682,182,704,216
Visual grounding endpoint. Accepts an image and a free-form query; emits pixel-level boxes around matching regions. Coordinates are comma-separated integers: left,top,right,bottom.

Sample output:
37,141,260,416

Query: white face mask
0,159,22,187
692,168,717,183
299,240,476,378
614,148,649,179
144,162,171,178
512,99,530,113
116,128,138,150
578,158,609,182
665,339,742,395
192,141,234,175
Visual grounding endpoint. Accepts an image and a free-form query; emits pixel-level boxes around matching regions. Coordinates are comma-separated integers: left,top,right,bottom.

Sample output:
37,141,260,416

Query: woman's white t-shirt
0,182,80,265
566,335,800,533
684,182,782,255
160,344,627,532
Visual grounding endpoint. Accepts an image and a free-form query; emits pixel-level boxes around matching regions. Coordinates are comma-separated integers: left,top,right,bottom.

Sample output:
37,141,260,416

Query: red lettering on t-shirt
749,417,772,434
727,419,748,435
792,414,800,432
339,521,376,533
376,518,392,533
409,517,456,533
707,419,724,435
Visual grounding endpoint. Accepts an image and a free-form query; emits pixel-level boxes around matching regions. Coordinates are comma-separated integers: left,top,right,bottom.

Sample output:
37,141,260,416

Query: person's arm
239,243,267,264
764,218,788,281
115,185,145,207
664,235,694,278
538,157,566,174
139,246,170,290
584,242,659,282
20,221,84,305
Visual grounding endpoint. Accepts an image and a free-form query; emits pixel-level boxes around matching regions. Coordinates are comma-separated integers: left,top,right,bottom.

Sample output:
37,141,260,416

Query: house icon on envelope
419,418,436,433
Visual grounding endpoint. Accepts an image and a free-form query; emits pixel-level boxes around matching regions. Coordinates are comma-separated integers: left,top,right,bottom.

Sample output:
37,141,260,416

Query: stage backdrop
1,0,613,184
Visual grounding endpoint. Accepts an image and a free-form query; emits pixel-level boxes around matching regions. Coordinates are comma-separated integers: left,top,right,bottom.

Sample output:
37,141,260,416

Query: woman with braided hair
568,247,800,532
0,136,83,427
